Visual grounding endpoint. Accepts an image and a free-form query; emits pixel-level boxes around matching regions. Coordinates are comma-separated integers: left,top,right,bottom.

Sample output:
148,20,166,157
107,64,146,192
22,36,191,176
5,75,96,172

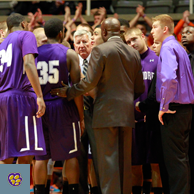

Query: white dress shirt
78,54,91,74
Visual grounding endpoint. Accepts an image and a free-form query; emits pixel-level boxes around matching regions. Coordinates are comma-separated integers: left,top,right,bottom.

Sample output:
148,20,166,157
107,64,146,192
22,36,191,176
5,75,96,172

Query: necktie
83,59,88,76
83,59,91,109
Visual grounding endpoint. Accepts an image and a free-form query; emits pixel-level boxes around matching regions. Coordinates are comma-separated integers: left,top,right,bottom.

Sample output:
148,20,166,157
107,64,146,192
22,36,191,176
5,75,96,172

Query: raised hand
98,7,106,20
136,5,145,17
36,8,44,24
183,10,190,23
64,6,71,22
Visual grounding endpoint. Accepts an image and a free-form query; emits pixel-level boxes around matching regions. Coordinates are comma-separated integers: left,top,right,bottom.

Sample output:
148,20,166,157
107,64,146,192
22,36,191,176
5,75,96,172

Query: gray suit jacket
67,37,145,128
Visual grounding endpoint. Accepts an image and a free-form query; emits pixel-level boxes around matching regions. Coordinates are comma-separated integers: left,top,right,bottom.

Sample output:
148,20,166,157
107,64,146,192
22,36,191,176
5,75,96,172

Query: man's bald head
101,17,120,42
33,27,47,47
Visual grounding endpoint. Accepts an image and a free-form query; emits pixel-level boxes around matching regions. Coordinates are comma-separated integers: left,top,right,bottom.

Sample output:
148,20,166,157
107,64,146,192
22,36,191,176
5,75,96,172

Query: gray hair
73,29,92,42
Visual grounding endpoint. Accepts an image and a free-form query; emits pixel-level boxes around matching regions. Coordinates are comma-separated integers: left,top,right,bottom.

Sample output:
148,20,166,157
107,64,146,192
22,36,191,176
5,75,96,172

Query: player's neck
10,27,23,32
47,38,60,44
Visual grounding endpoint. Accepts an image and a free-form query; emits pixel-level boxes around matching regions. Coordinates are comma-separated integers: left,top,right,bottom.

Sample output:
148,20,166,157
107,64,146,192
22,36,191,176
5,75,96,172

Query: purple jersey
36,44,69,101
135,47,158,121
0,31,38,92
36,44,81,160
0,31,46,160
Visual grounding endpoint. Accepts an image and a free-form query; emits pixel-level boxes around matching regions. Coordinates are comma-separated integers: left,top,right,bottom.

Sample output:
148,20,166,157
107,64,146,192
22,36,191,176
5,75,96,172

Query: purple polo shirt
156,35,194,111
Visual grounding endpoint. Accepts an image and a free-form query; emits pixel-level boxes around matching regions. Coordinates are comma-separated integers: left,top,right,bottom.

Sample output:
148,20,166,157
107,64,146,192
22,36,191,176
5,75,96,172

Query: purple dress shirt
156,35,194,111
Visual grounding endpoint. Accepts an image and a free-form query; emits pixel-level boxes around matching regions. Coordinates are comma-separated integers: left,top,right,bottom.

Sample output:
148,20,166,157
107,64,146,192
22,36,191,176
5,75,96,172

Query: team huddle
0,12,194,194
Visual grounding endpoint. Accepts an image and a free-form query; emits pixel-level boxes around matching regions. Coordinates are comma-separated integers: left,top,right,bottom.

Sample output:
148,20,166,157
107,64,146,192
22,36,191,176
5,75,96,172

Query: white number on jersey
37,60,59,85
0,43,12,72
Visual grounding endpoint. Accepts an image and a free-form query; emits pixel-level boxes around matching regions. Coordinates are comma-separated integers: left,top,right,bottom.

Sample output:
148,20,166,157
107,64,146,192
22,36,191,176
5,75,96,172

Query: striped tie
83,59,91,109
83,59,88,76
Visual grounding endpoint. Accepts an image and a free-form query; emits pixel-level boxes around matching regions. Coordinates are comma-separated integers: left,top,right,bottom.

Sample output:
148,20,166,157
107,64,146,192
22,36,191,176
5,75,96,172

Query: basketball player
34,18,84,194
0,13,46,164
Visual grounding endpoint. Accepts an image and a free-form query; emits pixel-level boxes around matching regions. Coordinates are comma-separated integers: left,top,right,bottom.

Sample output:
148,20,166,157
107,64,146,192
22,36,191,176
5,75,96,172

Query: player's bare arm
23,53,46,118
68,49,85,133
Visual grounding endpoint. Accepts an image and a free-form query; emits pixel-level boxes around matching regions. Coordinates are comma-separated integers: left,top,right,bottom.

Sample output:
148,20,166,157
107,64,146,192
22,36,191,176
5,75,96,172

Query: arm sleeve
174,19,184,36
19,31,38,57
158,47,178,111
189,21,194,27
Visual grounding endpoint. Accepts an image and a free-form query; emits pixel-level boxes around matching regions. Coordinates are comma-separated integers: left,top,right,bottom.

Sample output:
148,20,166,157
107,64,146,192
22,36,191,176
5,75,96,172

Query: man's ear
163,26,168,34
0,29,3,38
103,29,107,37
57,31,63,43
141,33,145,39
21,21,25,29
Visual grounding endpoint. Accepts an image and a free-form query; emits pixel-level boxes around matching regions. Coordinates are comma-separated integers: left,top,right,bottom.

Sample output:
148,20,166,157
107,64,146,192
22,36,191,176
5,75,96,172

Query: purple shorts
0,90,46,161
36,98,81,161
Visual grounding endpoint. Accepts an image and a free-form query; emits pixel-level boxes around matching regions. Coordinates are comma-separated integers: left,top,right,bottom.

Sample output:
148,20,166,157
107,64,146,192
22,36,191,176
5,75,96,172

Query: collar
107,36,121,41
140,47,149,59
188,52,194,60
162,35,175,45
78,53,91,66
190,49,194,56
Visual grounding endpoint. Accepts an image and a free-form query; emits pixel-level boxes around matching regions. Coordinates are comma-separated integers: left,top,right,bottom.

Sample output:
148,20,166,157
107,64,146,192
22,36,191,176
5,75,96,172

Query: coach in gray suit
51,17,144,194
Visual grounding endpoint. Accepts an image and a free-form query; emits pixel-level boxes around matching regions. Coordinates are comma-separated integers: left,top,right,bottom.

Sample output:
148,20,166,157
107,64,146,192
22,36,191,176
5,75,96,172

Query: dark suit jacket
67,37,145,128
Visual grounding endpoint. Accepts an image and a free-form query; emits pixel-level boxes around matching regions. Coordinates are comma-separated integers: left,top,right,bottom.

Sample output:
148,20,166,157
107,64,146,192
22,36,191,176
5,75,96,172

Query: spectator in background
13,0,73,15
0,21,8,43
91,25,104,48
92,7,107,29
174,10,194,42
129,5,154,47
130,5,152,28
112,5,154,47
28,8,45,31
118,18,129,34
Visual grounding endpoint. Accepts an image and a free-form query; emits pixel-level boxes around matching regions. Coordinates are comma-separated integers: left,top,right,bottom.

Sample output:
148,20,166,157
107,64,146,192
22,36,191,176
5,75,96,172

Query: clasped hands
50,81,68,97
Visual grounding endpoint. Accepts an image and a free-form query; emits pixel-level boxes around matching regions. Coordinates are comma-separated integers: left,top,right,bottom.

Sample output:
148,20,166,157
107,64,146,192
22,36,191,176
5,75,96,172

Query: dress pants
160,104,192,194
94,127,132,194
78,108,101,194
189,105,194,194
156,128,170,194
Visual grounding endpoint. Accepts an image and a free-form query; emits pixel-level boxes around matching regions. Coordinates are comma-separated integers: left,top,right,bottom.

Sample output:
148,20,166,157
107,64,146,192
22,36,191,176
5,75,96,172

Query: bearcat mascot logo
8,173,23,186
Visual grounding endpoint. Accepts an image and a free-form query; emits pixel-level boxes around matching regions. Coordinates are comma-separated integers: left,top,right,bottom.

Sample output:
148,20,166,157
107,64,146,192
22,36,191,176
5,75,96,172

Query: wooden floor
30,192,155,194
30,192,62,194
